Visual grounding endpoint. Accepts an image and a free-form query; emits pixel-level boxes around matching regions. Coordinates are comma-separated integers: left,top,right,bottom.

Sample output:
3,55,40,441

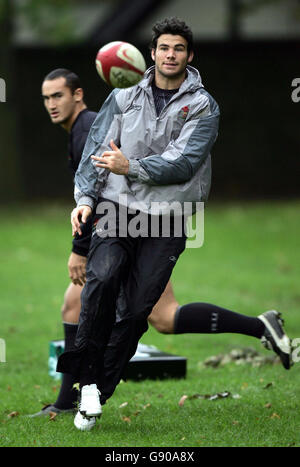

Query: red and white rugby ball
95,41,146,88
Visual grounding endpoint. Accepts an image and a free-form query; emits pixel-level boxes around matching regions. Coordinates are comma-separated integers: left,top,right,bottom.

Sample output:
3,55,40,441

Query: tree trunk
229,0,242,41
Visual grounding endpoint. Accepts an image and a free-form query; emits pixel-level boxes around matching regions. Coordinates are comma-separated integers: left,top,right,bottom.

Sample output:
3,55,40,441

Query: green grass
1,200,300,447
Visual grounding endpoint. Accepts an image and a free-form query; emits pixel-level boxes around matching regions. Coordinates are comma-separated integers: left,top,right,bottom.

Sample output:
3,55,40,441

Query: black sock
54,323,79,410
174,303,265,339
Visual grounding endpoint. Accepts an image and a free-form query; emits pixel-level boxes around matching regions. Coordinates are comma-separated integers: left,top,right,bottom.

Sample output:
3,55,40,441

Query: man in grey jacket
57,17,292,431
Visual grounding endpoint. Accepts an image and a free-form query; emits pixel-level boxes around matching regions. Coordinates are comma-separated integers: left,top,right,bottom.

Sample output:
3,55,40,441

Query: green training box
49,340,187,381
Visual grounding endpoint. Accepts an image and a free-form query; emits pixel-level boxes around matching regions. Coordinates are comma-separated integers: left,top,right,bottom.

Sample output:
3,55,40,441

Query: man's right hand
71,205,92,236
68,252,87,286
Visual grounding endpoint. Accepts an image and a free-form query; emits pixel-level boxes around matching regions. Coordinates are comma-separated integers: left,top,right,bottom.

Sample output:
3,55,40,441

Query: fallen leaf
34,385,40,389
270,412,280,419
189,393,202,399
263,382,273,390
179,395,188,406
49,411,57,421
180,391,233,405
143,403,151,410
232,420,239,425
181,437,186,441
7,386,11,391
7,411,18,419
209,394,219,400
205,391,231,400
264,403,272,409
133,410,141,417
119,402,128,409
197,440,203,445
122,416,131,423
203,347,279,368
216,391,231,399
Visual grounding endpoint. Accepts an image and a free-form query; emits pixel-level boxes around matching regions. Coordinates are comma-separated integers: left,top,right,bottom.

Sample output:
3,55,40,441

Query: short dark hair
43,68,82,94
150,17,194,54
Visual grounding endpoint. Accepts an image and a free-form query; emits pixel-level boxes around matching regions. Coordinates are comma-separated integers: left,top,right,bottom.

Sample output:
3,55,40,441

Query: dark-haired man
57,17,292,431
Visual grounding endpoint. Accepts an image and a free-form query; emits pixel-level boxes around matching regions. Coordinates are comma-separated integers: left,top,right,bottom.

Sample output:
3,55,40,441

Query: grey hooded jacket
74,65,220,214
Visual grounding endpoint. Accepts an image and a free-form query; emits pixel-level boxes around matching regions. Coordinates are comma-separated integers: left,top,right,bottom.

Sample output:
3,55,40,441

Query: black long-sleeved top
69,109,97,256
68,109,97,175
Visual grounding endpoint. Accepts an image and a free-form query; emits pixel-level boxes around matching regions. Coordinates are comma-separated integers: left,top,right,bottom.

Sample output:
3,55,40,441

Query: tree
0,0,83,201
15,0,80,45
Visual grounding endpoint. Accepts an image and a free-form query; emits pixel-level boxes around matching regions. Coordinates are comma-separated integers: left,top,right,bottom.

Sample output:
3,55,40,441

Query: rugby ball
95,41,146,88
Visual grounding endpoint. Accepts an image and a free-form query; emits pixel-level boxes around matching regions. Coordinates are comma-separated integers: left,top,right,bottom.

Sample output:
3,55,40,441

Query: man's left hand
91,140,129,175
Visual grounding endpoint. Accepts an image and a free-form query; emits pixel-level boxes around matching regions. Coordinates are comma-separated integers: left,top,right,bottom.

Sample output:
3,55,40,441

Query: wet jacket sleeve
71,217,93,257
128,94,220,186
71,116,95,256
74,90,122,209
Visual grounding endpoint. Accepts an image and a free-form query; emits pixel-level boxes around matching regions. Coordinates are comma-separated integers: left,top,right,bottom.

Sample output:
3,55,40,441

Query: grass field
1,200,300,447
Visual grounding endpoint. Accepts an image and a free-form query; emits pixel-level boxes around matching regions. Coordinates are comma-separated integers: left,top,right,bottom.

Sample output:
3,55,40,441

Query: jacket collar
138,65,204,95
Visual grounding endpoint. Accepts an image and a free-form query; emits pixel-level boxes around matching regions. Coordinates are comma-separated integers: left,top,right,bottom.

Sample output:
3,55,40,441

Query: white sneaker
79,384,102,417
74,411,96,431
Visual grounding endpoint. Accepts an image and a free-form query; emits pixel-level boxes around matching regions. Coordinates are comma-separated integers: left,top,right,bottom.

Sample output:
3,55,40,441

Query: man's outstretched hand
71,205,92,236
72,141,127,236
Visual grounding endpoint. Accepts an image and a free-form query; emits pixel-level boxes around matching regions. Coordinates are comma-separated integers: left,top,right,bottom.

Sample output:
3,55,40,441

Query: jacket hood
138,65,204,94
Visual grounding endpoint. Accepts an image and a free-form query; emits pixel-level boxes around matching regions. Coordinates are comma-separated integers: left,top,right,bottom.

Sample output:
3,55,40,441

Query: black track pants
57,215,186,402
